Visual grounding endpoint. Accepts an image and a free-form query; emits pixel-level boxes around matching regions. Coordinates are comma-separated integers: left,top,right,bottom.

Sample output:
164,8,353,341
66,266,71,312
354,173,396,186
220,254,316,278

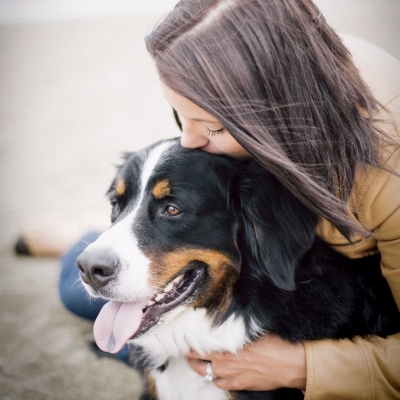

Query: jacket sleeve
305,133,400,399
304,333,400,399
305,189,400,399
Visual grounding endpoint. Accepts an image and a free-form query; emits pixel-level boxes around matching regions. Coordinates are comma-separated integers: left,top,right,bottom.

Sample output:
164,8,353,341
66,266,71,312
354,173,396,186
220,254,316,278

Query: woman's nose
180,119,209,149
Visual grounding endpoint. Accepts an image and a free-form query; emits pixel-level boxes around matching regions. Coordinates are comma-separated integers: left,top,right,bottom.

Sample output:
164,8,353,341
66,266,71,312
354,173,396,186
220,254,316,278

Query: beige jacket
304,36,400,399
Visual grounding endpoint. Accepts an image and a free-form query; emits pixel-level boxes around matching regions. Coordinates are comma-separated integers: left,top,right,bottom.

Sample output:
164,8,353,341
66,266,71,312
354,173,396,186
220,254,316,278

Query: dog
77,138,399,400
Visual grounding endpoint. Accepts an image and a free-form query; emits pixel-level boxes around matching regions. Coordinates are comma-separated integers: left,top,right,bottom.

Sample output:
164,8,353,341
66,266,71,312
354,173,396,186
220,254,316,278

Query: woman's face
160,81,250,159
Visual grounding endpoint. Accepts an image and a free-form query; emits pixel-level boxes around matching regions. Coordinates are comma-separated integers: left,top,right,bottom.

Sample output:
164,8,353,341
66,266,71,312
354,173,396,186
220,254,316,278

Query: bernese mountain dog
77,138,399,400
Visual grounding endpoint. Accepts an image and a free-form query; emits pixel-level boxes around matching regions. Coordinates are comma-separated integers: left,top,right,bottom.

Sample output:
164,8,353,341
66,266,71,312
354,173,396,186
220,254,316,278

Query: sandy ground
0,2,399,399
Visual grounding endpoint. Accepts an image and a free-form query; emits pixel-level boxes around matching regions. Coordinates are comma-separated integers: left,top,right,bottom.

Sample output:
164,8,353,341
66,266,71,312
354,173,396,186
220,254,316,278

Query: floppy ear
237,161,318,291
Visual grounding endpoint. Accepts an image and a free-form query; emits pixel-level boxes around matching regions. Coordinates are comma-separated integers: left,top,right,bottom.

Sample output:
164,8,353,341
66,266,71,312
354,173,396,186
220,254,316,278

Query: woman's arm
187,333,400,398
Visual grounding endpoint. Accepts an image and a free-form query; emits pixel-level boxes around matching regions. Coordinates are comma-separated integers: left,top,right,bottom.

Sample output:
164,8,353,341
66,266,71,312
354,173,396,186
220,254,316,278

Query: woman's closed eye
207,127,225,136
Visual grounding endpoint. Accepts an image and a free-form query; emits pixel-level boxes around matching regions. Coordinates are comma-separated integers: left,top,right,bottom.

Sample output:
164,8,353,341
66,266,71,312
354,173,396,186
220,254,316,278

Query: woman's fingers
185,335,307,391
186,355,209,377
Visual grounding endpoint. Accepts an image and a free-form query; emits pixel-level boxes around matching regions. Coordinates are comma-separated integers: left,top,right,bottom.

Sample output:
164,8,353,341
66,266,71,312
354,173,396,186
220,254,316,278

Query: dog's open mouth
93,265,206,353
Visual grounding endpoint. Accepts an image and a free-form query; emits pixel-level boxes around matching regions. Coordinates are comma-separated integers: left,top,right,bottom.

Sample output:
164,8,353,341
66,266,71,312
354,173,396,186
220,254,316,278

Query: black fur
226,160,399,345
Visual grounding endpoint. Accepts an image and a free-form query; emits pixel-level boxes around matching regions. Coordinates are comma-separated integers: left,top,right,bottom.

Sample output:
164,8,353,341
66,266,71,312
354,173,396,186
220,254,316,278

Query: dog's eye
165,205,181,216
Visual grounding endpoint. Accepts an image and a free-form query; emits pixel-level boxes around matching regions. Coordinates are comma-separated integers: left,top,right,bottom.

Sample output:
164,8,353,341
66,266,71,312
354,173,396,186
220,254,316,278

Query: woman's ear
237,161,318,291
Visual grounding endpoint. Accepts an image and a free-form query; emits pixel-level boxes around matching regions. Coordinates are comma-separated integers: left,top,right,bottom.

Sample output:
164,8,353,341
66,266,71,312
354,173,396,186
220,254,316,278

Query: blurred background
0,1,399,399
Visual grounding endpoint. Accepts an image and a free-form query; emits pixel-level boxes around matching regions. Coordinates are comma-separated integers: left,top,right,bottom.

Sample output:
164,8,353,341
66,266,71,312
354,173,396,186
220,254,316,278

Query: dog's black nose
77,249,119,290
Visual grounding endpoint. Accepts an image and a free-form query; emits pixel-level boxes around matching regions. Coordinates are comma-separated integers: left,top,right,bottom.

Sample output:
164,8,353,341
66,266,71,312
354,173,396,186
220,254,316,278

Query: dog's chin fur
78,139,400,400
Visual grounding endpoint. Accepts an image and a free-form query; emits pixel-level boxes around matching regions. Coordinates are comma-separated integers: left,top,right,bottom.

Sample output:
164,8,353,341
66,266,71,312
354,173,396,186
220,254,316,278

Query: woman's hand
186,334,307,391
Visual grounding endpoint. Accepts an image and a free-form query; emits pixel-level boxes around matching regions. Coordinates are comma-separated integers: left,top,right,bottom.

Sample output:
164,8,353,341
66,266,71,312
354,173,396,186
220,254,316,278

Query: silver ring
204,362,217,381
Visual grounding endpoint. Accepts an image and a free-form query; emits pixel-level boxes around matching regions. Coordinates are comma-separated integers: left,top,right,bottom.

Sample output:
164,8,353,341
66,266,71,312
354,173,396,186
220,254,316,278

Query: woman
145,0,400,398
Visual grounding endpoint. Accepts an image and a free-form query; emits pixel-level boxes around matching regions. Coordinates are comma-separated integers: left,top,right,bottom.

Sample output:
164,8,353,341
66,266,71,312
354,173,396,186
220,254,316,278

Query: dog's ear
237,161,318,291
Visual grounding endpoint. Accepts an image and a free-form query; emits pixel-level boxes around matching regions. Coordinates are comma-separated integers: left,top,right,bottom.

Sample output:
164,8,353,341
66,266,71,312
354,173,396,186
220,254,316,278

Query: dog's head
77,139,317,353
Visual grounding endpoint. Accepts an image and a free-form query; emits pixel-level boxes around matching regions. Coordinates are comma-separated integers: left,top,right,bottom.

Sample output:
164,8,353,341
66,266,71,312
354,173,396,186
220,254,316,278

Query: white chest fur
133,306,250,400
153,357,229,400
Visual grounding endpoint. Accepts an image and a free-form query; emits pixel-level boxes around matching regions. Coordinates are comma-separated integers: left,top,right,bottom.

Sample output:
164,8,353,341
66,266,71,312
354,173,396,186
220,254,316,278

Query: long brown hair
146,0,395,240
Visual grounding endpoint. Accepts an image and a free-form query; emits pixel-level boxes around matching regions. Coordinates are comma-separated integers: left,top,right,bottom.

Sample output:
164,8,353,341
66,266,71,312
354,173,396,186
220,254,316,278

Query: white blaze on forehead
133,140,175,219
83,140,176,301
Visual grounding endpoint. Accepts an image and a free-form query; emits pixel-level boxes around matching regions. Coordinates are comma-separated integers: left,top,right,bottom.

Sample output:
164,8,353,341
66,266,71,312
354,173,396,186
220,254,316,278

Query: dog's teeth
173,275,183,284
164,282,174,293
147,300,155,307
155,293,165,302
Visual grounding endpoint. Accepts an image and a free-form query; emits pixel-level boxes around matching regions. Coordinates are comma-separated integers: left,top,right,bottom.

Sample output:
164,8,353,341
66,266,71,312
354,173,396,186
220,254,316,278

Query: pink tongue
93,299,150,353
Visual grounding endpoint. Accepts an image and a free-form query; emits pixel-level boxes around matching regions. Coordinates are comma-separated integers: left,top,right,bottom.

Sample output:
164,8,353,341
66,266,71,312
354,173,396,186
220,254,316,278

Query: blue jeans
59,231,130,362
59,231,106,320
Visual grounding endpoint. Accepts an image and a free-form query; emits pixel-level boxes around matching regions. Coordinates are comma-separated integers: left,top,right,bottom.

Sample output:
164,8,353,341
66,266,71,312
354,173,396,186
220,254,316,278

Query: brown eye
165,205,180,216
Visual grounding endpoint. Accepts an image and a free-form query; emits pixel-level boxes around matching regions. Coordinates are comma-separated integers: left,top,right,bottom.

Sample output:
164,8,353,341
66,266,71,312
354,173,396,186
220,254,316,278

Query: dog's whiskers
71,277,83,290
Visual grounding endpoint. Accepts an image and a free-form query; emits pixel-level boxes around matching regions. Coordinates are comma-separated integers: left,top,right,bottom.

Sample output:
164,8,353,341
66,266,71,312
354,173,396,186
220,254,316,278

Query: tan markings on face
115,179,126,196
148,249,240,319
152,179,171,199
